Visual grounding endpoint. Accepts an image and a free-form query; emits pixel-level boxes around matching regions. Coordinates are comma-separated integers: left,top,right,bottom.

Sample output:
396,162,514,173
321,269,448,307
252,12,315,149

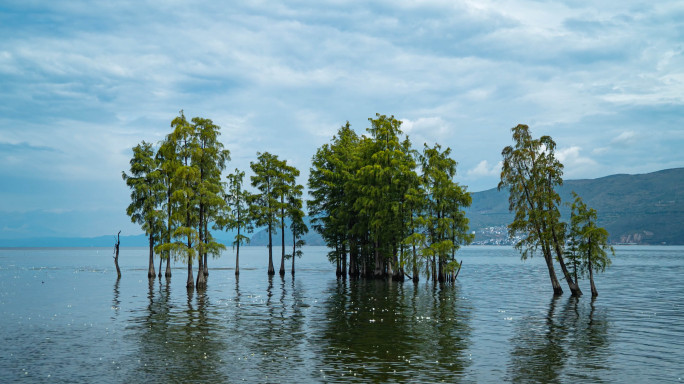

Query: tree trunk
291,239,296,277
148,234,155,279
280,205,285,276
158,256,162,279
588,240,598,297
114,231,121,279
267,222,275,275
235,240,241,276
165,257,171,279
551,226,582,296
373,239,383,278
543,247,563,295
204,221,209,277
196,252,206,289
186,256,194,289
341,242,347,279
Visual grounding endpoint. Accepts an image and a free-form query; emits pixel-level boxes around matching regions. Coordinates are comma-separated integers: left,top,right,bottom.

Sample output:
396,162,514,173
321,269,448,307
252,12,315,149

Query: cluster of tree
308,114,473,283
499,124,613,296
122,111,307,289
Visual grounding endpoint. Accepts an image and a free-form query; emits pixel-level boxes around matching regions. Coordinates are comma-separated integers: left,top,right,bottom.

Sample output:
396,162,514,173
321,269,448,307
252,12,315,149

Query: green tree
286,179,308,276
191,117,230,288
250,151,282,275
122,141,166,279
274,160,298,276
155,136,180,279
567,192,614,296
168,112,200,289
499,124,581,296
223,169,253,276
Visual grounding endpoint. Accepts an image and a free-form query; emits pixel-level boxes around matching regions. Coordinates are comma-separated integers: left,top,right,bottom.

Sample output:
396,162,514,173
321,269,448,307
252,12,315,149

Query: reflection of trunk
148,234,155,279
114,231,121,278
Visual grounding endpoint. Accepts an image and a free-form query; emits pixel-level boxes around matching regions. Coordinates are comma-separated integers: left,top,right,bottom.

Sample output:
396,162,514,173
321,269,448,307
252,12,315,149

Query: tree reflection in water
507,296,610,383
313,279,472,382
124,280,228,383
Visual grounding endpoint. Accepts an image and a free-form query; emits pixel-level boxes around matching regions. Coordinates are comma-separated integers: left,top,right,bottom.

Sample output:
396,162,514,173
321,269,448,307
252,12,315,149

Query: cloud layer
1,0,682,237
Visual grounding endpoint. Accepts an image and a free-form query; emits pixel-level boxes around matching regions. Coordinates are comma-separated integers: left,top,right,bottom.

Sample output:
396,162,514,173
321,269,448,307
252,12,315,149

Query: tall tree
250,151,282,275
274,160,298,276
191,117,230,288
168,112,200,289
567,192,614,297
155,136,180,279
223,169,252,276
122,141,165,279
499,124,581,296
286,177,308,276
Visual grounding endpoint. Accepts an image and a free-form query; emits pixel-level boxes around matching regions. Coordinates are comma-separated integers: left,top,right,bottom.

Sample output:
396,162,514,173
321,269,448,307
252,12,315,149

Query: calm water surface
0,246,682,383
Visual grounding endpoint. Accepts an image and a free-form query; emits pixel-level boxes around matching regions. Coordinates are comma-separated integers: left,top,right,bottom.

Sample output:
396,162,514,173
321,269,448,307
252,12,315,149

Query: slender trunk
279,201,285,276
454,260,463,280
341,241,347,279
165,186,172,279
165,257,171,279
267,221,275,275
235,207,241,276
196,250,206,289
588,237,598,297
114,231,121,278
291,231,296,277
551,225,582,296
186,233,194,289
148,234,155,279
203,220,209,277
158,256,162,279
336,242,342,277
373,239,383,278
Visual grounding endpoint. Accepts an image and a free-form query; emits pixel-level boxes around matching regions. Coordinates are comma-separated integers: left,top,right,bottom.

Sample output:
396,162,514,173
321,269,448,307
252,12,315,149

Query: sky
1,0,683,239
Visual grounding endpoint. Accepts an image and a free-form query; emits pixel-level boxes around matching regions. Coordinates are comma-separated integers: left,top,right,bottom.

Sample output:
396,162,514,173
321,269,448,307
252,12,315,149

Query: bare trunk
196,252,206,289
373,239,383,278
186,256,194,289
279,205,285,276
235,241,240,276
158,256,162,279
114,231,121,279
148,234,155,279
267,222,275,275
203,221,209,277
551,226,582,296
165,257,171,279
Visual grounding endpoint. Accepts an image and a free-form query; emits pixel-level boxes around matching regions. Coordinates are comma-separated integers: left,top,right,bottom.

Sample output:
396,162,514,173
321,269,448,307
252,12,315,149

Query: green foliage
567,192,614,279
308,115,471,281
122,141,166,238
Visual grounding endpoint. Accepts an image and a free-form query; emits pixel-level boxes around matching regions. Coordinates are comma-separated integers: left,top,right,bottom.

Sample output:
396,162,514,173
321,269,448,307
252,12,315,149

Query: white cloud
611,131,637,145
467,160,501,177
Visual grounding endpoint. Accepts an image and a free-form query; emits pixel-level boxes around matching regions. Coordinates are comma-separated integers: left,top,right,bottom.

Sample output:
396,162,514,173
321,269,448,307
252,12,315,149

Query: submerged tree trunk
114,231,121,279
148,235,155,279
165,257,171,279
235,221,241,276
204,221,209,277
551,226,582,296
267,222,275,275
186,256,194,289
158,256,162,279
543,247,563,295
196,252,206,289
588,239,598,297
291,239,296,277
280,204,286,276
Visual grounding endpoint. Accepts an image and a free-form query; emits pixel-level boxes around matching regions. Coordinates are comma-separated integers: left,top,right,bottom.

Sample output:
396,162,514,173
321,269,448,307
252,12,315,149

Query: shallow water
0,246,682,383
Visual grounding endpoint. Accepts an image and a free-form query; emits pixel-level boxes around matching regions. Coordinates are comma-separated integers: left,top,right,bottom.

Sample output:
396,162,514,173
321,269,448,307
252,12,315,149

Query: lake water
0,246,682,383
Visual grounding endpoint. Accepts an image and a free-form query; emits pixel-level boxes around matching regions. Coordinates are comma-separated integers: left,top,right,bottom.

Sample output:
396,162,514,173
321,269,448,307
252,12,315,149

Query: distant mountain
3,169,681,247
468,168,684,245
248,217,326,246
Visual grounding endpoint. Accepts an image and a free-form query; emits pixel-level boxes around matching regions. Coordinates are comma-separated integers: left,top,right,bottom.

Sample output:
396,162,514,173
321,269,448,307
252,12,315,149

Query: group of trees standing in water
123,113,612,296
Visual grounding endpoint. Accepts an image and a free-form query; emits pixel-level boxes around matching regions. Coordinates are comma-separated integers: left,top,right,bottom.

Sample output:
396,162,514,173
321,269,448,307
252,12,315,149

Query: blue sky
1,1,683,239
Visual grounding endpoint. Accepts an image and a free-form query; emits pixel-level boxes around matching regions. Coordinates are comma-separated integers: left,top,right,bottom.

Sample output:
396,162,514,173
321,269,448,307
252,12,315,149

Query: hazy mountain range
2,168,682,247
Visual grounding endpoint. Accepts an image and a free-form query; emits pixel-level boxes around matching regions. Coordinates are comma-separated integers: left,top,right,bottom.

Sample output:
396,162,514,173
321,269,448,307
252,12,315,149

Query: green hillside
467,168,684,245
